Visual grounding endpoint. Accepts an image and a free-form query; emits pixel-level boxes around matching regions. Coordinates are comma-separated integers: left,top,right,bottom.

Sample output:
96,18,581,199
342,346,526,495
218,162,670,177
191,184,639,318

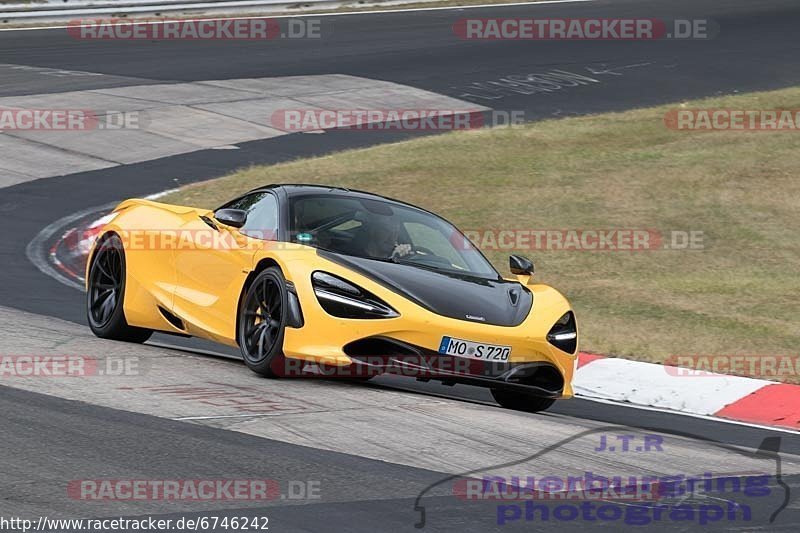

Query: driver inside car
361,215,412,259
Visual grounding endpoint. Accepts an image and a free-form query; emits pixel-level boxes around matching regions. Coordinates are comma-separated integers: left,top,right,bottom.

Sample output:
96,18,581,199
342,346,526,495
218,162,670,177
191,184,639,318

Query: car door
171,191,279,344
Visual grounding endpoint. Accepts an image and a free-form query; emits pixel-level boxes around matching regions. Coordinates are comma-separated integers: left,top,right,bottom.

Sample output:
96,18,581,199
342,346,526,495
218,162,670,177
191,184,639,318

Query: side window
225,192,279,240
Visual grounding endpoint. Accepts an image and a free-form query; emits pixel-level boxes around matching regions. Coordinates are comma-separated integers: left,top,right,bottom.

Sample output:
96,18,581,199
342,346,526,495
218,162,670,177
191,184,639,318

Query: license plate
438,336,511,362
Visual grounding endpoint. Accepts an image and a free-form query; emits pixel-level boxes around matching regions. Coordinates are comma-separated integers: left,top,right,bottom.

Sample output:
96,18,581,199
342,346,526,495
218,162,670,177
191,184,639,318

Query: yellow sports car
86,184,577,412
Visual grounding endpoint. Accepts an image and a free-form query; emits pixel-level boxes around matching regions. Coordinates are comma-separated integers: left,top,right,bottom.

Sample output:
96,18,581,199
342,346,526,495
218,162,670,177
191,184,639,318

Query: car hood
319,251,533,327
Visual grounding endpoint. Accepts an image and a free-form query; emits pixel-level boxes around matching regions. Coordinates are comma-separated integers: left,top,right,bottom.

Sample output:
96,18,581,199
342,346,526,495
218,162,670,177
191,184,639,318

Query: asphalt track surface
1,0,800,530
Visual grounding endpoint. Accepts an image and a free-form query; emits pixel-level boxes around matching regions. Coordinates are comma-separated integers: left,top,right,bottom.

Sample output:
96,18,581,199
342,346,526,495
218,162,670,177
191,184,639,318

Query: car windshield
289,194,499,279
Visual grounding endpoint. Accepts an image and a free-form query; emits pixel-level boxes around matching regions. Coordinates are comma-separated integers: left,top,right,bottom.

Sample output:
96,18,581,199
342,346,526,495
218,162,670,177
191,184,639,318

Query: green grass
160,87,800,381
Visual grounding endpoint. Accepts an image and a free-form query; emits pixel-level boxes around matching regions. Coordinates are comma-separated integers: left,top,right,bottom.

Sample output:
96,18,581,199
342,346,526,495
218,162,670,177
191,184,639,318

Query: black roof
247,183,421,210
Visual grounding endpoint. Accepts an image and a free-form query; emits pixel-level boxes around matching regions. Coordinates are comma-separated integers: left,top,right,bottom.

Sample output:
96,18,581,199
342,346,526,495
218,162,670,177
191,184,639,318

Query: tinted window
223,192,278,240
289,195,498,279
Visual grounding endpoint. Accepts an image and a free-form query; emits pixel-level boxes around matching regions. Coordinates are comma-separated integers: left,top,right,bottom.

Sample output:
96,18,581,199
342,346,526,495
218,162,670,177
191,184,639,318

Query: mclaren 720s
86,184,578,412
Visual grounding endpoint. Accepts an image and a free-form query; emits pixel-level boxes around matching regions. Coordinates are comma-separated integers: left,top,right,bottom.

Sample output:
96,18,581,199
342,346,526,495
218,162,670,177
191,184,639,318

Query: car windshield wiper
390,254,461,274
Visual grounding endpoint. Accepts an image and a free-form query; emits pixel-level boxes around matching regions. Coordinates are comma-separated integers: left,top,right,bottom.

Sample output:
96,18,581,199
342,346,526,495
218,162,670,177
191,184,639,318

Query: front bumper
344,337,566,398
269,251,577,398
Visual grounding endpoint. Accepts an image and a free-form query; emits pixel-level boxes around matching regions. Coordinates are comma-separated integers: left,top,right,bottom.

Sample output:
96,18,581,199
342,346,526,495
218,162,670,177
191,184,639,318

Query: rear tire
237,267,289,378
491,389,555,413
86,234,153,343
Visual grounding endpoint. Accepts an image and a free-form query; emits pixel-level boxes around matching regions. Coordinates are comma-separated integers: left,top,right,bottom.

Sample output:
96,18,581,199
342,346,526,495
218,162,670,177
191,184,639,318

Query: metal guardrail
0,0,357,22
3,0,227,10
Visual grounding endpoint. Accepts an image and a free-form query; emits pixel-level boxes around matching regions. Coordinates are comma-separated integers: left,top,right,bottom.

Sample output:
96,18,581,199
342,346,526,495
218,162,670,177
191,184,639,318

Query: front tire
238,267,289,378
491,389,555,413
86,234,153,343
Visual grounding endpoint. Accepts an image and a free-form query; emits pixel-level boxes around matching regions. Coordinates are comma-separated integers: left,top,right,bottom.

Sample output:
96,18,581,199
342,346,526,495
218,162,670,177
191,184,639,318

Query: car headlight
312,271,399,319
547,311,577,354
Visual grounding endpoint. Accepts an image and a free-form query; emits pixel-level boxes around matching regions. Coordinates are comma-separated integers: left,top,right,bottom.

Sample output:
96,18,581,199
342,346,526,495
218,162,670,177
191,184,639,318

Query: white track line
577,395,800,436
25,202,115,291
27,191,179,291
0,0,596,31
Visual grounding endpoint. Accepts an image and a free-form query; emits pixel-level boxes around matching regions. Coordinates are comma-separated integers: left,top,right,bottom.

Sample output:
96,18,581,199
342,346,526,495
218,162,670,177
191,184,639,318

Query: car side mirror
509,255,534,276
214,208,247,228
